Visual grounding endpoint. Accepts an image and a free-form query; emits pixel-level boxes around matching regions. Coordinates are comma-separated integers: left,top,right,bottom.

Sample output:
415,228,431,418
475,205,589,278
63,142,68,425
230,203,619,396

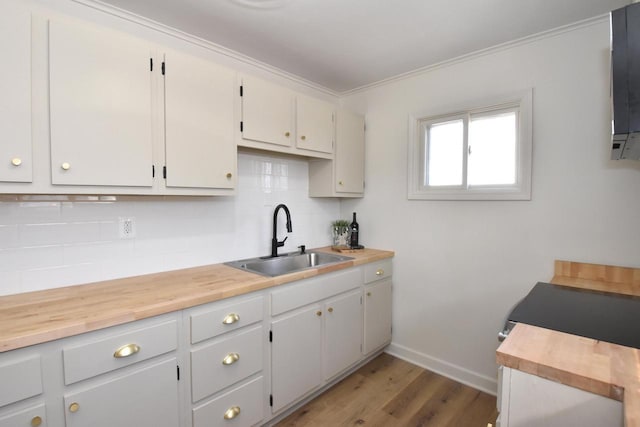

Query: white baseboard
385,342,498,396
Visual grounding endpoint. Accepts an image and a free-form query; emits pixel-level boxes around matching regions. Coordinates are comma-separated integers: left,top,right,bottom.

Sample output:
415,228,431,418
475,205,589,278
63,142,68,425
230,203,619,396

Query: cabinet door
323,290,362,380
363,279,392,354
335,109,365,194
241,76,293,147
164,51,236,189
270,305,322,413
296,95,334,154
63,358,178,427
0,404,46,427
49,19,153,187
0,1,31,183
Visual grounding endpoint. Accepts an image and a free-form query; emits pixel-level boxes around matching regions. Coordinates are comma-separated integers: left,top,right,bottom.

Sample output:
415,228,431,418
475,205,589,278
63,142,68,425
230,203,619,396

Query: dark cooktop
508,282,640,349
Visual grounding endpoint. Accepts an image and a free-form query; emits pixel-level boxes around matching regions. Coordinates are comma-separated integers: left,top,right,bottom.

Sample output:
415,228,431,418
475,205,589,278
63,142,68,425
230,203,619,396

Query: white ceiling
95,0,629,93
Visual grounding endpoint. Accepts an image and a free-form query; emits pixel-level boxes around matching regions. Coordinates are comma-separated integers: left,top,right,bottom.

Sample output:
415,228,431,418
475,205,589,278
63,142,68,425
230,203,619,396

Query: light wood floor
276,353,498,427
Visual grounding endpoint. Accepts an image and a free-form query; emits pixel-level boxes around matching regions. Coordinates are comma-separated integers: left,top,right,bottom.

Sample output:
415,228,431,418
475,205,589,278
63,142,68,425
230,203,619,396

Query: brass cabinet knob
11,158,22,166
69,402,80,413
284,132,290,137
301,135,306,140
226,172,232,178
222,352,240,366
338,181,344,186
224,406,241,420
316,311,322,317
222,313,240,325
31,416,42,427
327,307,333,313
376,269,384,276
61,162,71,170
367,292,371,297
113,343,140,358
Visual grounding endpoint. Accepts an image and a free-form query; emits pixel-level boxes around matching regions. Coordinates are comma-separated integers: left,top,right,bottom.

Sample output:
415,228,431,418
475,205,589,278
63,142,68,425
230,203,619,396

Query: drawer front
271,268,361,316
191,296,264,344
191,326,263,402
64,358,179,427
63,320,177,385
0,356,42,407
363,259,392,284
193,376,264,427
0,404,47,427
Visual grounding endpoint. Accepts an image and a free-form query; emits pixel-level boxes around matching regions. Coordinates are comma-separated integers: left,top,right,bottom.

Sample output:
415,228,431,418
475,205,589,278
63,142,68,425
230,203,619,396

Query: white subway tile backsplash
0,152,340,296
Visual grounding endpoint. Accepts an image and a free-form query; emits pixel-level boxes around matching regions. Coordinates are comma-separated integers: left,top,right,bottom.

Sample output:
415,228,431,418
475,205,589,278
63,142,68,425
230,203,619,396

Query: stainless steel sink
225,251,353,277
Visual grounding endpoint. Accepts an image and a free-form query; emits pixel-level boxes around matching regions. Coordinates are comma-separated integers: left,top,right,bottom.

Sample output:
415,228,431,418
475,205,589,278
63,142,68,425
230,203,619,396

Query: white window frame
408,90,533,201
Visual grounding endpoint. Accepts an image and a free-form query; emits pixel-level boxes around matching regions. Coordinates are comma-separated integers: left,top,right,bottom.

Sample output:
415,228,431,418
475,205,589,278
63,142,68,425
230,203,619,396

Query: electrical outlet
119,217,136,239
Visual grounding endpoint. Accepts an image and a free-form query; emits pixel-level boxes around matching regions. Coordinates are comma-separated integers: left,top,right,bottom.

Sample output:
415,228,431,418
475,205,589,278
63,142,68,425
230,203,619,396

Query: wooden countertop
0,247,394,353
497,260,640,427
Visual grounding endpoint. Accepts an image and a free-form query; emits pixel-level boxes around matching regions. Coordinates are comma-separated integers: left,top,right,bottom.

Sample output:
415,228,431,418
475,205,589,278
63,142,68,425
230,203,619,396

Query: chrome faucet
271,204,292,257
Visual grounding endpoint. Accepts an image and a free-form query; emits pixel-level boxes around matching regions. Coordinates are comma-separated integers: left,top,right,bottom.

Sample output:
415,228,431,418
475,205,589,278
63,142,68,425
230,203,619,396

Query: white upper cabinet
0,1,32,183
163,50,236,190
48,19,154,187
240,75,293,148
296,95,334,154
335,109,365,194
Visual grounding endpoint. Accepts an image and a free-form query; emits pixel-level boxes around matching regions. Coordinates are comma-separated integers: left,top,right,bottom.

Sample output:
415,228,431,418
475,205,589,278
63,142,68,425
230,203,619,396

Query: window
408,90,532,200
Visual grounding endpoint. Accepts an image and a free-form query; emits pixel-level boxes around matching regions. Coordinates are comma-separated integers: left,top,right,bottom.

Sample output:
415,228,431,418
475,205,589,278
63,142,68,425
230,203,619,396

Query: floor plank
276,354,497,427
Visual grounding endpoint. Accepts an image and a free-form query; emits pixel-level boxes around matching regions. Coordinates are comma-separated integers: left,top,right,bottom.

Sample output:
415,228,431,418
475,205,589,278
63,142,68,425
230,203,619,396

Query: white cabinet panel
296,95,334,154
270,305,322,412
323,290,362,380
63,358,179,427
0,1,32,183
0,404,47,427
192,376,264,427
164,50,236,189
240,76,293,147
190,295,264,344
0,356,42,407
335,109,365,194
49,19,153,187
363,279,392,354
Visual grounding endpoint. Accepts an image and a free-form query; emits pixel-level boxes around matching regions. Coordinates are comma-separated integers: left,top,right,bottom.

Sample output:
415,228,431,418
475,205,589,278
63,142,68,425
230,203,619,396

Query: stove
499,282,640,349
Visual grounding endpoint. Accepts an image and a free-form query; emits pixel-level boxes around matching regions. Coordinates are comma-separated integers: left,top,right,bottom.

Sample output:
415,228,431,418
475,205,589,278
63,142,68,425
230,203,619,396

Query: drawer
191,326,263,402
271,268,361,316
363,259,392,283
0,404,47,427
191,296,264,344
193,376,264,427
63,320,177,385
0,356,42,407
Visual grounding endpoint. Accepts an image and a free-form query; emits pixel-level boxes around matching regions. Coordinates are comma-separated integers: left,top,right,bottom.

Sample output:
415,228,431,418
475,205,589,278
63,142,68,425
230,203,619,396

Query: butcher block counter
497,260,640,427
0,247,394,353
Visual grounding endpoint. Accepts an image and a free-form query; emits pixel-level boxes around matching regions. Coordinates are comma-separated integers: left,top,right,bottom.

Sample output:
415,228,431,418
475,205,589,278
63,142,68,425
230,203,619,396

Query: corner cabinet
497,366,623,427
309,108,365,197
0,1,32,184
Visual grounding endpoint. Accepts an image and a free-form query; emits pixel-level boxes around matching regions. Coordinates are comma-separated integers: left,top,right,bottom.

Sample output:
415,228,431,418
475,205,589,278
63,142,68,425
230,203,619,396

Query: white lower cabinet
63,358,179,427
363,260,393,354
192,376,264,427
323,289,363,380
498,366,623,427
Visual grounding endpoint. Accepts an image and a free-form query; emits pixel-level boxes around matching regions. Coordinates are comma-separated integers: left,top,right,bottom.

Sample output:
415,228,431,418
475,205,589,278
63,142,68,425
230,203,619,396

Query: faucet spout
271,204,292,257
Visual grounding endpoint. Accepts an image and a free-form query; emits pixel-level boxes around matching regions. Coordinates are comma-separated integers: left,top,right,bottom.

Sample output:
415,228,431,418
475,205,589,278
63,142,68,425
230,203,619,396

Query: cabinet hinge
360,343,363,352
163,166,167,179
240,85,243,97
364,122,366,132
360,296,362,305
177,365,180,381
269,330,272,342
240,121,243,132
152,165,155,178
269,394,273,407
161,61,165,75
150,58,153,72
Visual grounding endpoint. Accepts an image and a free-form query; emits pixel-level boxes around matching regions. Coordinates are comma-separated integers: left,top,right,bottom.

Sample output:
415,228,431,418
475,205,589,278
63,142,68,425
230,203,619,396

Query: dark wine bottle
349,212,359,248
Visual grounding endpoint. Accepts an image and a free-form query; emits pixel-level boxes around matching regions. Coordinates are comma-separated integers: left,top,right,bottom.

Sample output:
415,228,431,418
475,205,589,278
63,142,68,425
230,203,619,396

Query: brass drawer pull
328,307,333,313
224,406,241,420
284,131,290,137
316,311,322,317
113,343,140,358
222,352,240,366
367,292,371,297
61,162,71,170
375,269,384,276
11,158,22,166
69,402,80,413
222,313,240,325
226,172,232,178
301,135,306,140
31,416,42,427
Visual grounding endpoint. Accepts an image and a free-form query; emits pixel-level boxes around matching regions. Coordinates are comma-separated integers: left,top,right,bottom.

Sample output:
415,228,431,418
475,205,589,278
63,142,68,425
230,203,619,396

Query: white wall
341,19,640,393
0,151,339,296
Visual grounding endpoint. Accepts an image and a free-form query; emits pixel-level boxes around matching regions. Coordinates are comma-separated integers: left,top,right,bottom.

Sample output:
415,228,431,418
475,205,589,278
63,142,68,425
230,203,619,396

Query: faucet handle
277,236,288,247
298,245,306,254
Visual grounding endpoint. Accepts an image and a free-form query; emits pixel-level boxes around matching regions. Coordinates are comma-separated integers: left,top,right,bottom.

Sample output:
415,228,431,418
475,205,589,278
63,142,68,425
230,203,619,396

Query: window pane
468,112,516,186
426,120,463,186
